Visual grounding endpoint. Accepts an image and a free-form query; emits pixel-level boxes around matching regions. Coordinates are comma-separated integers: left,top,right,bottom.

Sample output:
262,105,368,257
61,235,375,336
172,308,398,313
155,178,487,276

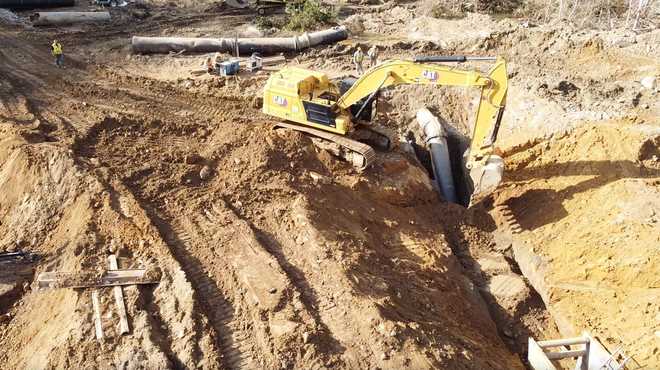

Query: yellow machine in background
262,56,508,205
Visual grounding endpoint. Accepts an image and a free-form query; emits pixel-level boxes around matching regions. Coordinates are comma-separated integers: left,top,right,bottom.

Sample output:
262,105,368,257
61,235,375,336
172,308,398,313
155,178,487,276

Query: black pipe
1,0,73,9
417,108,458,203
414,55,467,63
132,26,349,55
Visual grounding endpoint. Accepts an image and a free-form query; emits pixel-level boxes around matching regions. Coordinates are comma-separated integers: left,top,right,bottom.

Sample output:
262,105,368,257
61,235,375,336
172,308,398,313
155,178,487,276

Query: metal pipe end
416,108,446,143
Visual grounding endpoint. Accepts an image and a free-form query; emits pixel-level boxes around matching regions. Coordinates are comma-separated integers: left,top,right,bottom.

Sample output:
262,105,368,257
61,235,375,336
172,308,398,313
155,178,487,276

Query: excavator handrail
336,59,497,109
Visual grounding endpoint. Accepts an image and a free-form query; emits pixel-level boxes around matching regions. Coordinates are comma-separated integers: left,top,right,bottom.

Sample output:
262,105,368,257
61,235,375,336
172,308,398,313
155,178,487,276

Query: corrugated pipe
131,26,349,55
416,108,458,204
0,0,73,9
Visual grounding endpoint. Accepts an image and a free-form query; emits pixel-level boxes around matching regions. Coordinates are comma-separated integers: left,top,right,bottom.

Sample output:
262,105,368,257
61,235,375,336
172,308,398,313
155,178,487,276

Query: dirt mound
0,122,223,369
492,122,660,364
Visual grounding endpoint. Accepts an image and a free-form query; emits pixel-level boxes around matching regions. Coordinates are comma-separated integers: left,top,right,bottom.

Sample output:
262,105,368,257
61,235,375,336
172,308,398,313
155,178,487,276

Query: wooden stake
108,255,130,335
92,290,104,341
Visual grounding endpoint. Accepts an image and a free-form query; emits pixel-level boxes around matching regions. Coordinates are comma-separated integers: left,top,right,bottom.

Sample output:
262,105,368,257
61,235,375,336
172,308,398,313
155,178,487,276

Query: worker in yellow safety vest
51,40,64,68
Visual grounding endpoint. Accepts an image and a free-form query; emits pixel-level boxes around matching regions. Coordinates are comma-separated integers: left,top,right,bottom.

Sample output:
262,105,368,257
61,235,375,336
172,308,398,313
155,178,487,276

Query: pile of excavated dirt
492,122,660,364
0,119,222,369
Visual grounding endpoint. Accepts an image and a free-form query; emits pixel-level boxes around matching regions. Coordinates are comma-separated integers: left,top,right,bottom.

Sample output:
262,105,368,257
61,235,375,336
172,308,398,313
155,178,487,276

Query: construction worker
51,39,63,68
205,57,215,74
352,47,364,75
213,52,223,70
367,45,379,68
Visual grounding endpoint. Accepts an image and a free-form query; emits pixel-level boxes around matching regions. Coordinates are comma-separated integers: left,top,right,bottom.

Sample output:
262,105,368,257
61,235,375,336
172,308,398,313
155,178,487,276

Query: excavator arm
336,57,508,205
336,57,508,163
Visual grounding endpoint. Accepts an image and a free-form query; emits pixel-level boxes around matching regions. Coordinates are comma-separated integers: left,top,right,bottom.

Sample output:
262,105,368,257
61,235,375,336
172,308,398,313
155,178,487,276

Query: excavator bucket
465,154,504,207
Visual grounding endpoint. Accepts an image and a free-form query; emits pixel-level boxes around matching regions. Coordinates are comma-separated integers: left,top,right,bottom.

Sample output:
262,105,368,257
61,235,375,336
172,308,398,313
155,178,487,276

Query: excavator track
274,122,376,171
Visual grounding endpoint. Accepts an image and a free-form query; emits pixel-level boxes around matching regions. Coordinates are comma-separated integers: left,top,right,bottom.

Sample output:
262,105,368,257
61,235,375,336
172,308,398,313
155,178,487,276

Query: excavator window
318,92,338,102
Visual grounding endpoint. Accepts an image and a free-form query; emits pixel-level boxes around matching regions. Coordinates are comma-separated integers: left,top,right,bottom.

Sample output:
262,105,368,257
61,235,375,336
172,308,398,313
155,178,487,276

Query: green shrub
430,2,472,19
284,0,338,31
255,15,286,29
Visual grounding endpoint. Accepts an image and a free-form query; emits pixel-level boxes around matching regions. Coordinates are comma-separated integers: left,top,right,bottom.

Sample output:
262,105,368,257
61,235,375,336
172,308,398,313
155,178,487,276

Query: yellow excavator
262,56,508,205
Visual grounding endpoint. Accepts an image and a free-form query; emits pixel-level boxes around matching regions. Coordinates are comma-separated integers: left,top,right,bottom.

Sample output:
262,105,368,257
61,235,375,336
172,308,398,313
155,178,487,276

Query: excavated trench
379,84,562,364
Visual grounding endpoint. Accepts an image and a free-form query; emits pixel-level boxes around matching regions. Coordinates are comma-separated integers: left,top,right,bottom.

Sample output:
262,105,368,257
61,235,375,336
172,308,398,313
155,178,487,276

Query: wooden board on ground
190,69,208,76
37,269,159,289
92,289,104,341
260,55,286,66
108,255,130,335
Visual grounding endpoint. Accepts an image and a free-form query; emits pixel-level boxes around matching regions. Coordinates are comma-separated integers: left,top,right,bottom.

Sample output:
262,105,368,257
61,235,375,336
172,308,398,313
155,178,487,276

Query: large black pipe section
416,108,458,204
131,26,349,55
0,0,73,9
30,11,110,26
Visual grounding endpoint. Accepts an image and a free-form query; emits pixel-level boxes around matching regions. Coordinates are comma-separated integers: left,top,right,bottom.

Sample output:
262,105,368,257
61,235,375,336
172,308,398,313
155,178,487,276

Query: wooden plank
108,255,130,335
190,69,208,76
37,269,159,289
236,55,284,65
261,55,286,66
92,290,104,341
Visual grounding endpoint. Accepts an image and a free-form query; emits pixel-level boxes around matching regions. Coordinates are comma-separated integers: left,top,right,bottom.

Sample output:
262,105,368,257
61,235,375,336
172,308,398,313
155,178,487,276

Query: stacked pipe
131,26,349,55
416,108,458,204
0,0,73,8
30,11,110,26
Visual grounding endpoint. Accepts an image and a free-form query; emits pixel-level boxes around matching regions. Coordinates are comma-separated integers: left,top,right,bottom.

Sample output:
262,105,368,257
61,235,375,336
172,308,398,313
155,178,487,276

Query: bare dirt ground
0,1,659,369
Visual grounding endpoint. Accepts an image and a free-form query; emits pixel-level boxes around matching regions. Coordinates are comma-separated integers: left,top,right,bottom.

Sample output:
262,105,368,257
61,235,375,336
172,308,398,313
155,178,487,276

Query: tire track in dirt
0,33,88,138
119,180,259,369
222,200,346,369
186,205,259,370
196,202,334,370
63,61,337,369
157,215,256,369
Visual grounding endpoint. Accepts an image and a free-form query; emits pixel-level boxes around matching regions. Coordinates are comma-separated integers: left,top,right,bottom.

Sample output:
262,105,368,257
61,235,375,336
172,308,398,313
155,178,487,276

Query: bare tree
543,0,656,30
629,0,654,29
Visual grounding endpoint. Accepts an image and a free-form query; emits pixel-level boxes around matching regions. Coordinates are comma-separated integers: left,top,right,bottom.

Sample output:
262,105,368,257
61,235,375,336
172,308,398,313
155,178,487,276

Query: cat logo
422,70,438,81
273,95,288,107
